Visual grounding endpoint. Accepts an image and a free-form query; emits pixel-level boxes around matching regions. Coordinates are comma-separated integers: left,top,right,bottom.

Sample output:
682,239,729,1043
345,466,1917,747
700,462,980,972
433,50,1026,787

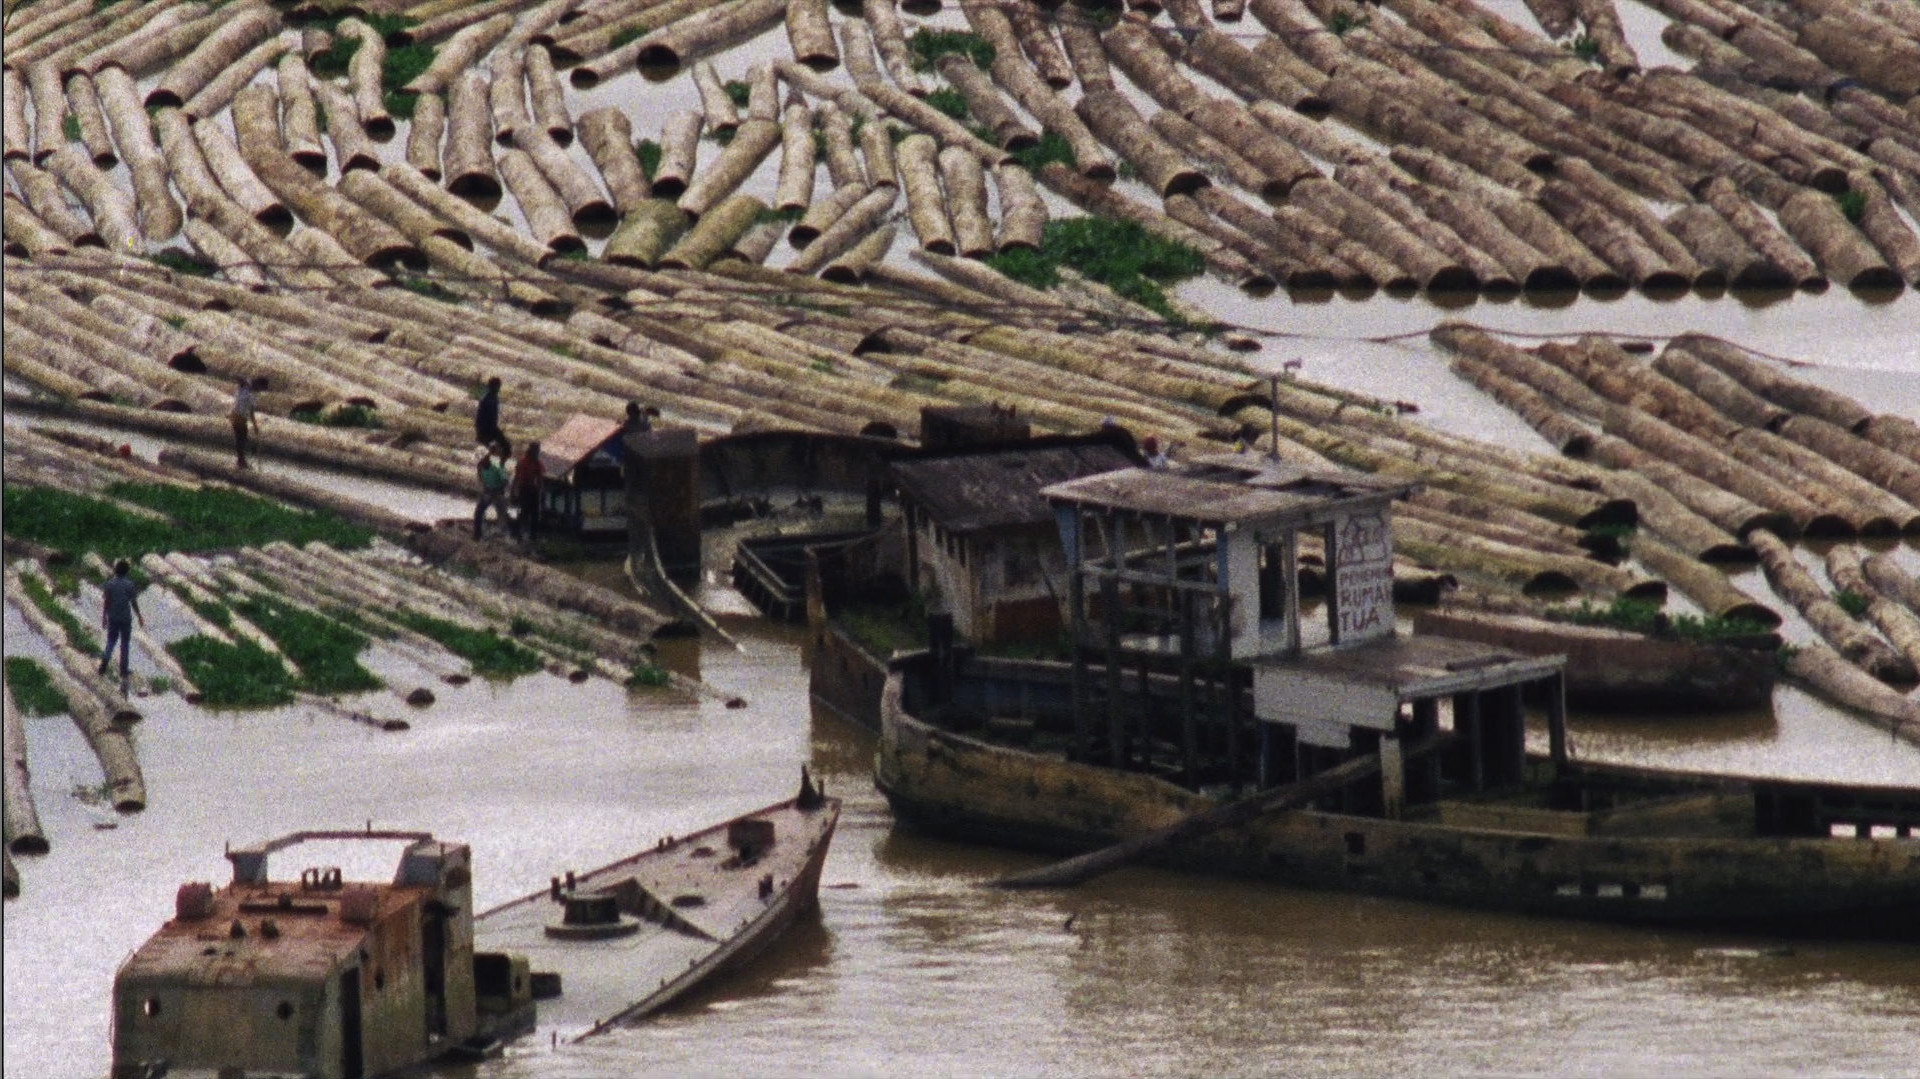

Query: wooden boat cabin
538,414,629,538
1033,454,1572,801
112,830,533,1079
890,441,1135,646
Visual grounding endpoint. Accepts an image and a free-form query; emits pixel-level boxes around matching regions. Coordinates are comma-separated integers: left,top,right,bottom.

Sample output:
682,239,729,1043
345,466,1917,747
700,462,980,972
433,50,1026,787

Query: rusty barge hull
877,675,1920,940
472,790,840,1043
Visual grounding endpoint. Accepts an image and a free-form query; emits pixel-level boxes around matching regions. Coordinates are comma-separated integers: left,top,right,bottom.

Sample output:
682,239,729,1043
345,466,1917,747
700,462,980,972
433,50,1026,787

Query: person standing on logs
512,441,546,547
229,378,260,469
97,559,144,682
473,443,518,542
475,376,504,450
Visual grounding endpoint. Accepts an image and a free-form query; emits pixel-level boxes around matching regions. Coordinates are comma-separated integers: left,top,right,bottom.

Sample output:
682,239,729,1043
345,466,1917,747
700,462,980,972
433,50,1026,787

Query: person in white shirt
229,378,260,469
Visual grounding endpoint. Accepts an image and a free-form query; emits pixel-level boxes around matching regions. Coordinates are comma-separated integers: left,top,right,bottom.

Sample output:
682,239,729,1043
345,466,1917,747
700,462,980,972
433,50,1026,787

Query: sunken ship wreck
853,452,1920,938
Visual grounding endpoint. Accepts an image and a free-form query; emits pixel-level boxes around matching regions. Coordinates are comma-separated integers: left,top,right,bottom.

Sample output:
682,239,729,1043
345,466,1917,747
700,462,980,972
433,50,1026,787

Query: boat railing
1751,779,1920,839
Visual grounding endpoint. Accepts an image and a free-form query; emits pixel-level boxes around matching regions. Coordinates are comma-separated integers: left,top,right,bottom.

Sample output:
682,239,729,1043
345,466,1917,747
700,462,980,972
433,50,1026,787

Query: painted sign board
1333,510,1393,645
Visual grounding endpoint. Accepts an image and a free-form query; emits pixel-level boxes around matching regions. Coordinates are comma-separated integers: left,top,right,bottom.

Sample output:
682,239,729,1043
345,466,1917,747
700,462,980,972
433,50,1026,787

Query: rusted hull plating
877,675,1920,940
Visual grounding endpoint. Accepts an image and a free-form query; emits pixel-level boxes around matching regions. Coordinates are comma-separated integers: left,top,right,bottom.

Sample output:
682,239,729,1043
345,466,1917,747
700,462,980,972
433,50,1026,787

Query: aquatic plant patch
4,656,70,717
836,603,929,657
1833,590,1869,618
2,483,371,561
1546,596,1773,643
387,609,543,679
986,216,1204,322
907,29,993,70
925,88,969,121
145,249,218,277
234,596,382,695
166,635,296,709
626,662,671,688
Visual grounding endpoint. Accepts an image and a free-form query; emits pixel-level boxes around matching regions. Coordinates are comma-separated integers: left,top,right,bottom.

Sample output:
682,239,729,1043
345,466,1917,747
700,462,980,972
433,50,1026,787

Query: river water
5,474,1919,1079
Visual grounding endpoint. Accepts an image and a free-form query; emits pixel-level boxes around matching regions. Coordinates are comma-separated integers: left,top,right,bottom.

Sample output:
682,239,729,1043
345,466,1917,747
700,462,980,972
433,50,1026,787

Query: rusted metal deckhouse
1041,454,1568,801
112,830,532,1079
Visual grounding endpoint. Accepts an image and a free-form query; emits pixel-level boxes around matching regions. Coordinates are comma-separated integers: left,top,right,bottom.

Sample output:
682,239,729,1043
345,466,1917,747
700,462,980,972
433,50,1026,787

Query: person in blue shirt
97,560,144,681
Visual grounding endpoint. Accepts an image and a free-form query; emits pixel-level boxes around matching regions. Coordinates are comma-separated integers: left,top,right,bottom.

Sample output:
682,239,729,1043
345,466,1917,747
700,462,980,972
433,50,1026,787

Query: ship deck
473,797,839,1043
1245,632,1565,702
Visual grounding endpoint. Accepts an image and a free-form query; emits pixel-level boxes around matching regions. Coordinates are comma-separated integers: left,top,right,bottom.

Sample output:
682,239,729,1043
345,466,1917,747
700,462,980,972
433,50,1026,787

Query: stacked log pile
1435,322,1920,738
0,433,731,795
3,0,1918,738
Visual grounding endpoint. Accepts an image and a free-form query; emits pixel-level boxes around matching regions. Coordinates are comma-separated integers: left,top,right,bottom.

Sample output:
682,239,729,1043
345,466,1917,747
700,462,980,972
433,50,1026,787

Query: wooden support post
1179,589,1197,787
1102,573,1124,768
1410,698,1440,803
1069,613,1087,760
1322,522,1340,644
1135,648,1152,769
1381,734,1405,820
1499,684,1526,787
1283,529,1301,654
1547,672,1568,771
1257,723,1271,790
1462,691,1485,794
1222,605,1241,794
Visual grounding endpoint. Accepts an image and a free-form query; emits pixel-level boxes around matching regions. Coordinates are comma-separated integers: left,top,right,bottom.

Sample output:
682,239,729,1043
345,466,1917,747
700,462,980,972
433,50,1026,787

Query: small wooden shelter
1042,454,1567,803
889,440,1134,645
539,413,627,536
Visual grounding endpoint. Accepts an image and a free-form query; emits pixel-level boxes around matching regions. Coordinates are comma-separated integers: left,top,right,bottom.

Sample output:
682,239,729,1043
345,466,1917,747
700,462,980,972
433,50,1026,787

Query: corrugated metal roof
889,445,1135,534
116,879,420,987
1043,460,1415,530
544,414,624,474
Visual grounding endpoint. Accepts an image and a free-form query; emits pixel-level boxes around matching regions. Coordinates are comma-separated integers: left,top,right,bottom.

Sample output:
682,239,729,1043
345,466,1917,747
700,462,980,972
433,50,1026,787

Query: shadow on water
1559,703,1781,745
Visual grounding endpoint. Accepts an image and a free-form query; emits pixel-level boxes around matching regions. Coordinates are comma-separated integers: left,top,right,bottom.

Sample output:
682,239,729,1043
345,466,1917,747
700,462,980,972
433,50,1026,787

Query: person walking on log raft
229,378,260,469
512,441,545,547
97,559,144,683
475,376,505,451
473,444,518,542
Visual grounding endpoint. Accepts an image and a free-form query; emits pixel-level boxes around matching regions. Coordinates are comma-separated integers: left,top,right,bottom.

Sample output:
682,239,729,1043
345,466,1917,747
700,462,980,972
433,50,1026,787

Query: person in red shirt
512,441,545,545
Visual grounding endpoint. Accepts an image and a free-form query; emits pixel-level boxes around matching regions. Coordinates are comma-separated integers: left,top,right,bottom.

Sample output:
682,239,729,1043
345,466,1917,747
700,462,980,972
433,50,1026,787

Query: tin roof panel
890,445,1135,533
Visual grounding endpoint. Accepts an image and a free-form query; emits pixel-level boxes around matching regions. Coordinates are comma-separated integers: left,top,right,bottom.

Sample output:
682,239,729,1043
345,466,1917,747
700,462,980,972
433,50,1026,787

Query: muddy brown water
5,545,1919,1078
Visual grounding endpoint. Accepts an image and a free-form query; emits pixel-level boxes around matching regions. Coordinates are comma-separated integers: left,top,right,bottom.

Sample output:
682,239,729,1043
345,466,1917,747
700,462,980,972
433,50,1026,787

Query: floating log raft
3,679,48,855
1776,188,1901,290
3,565,145,812
143,3,278,110
679,119,781,220
1783,640,1920,744
1749,530,1916,685
661,193,765,270
896,134,955,255
578,107,652,214
1668,334,1872,432
1827,546,1920,674
1865,554,1920,616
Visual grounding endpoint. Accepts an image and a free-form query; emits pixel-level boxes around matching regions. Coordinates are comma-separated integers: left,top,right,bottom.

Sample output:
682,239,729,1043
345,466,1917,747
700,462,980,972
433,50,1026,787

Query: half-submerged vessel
472,771,840,1043
872,455,1920,938
112,829,535,1079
